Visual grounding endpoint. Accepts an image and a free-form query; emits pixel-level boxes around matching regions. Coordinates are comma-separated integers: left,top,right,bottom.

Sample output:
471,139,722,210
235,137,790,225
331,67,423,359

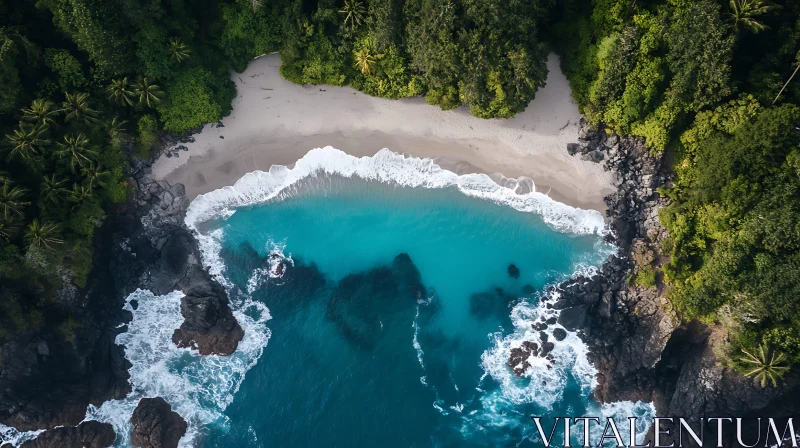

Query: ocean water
1,148,655,447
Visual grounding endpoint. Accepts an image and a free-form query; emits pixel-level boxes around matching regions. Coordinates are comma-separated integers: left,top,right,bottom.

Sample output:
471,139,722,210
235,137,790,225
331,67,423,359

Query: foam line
185,147,607,236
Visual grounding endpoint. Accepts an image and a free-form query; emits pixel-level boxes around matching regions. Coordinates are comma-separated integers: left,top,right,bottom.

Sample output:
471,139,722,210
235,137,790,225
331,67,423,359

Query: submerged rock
326,253,426,349
130,397,187,448
20,421,116,448
507,264,520,279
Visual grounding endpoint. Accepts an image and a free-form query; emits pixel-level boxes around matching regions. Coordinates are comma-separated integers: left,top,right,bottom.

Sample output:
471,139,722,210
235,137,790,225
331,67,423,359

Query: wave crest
185,147,606,236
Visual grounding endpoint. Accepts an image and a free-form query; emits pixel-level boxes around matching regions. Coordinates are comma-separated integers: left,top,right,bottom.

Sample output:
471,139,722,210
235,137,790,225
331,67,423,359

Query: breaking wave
185,147,606,236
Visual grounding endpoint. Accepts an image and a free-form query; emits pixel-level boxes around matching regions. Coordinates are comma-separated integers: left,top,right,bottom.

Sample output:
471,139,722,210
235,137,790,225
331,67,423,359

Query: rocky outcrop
508,341,540,377
131,167,243,356
0,134,241,437
130,397,187,448
19,421,116,448
0,207,133,431
562,119,800,442
171,264,245,355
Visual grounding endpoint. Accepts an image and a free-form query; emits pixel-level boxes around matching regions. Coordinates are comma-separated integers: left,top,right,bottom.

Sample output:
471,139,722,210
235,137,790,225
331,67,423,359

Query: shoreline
153,53,615,214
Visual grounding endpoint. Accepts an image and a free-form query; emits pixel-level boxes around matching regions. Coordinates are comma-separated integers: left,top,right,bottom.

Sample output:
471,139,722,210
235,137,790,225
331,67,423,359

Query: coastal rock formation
171,264,245,355
133,165,244,356
0,135,241,436
18,421,116,448
563,119,800,442
0,208,133,430
508,341,539,376
130,397,187,448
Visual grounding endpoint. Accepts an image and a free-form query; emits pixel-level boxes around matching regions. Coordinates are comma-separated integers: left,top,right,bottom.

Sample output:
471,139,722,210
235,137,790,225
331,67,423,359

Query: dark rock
19,421,116,448
567,143,583,156
326,253,426,349
533,321,548,331
130,397,187,448
540,341,555,357
590,150,604,162
561,122,800,441
557,306,586,331
539,331,549,343
545,317,557,325
508,341,539,377
172,265,245,356
552,328,567,342
507,264,520,279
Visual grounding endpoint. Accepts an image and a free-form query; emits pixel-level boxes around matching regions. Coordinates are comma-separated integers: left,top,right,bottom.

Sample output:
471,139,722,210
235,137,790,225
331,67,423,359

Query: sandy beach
154,53,614,212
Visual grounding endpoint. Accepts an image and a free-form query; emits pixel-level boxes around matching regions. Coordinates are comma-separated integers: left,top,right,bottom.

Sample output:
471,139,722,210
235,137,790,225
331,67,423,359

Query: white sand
154,53,614,212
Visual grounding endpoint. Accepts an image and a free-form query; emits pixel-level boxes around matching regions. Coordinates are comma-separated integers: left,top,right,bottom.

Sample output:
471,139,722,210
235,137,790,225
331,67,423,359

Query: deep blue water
198,176,616,447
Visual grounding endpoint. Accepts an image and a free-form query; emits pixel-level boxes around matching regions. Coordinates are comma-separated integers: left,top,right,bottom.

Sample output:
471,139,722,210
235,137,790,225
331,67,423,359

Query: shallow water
72,148,654,448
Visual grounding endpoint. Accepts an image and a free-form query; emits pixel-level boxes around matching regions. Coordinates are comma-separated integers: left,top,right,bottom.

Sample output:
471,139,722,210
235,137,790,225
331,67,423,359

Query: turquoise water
75,149,654,448
199,174,613,447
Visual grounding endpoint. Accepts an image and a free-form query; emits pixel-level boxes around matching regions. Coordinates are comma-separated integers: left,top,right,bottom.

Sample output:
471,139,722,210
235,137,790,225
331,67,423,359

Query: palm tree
24,219,63,250
62,92,100,125
168,37,191,62
4,123,49,162
106,116,127,140
21,99,59,129
106,77,136,107
68,183,93,205
41,174,70,204
81,163,110,189
728,0,779,34
773,50,800,105
133,77,164,108
354,47,378,76
339,0,366,32
56,133,97,172
0,181,29,221
0,217,20,240
738,344,790,388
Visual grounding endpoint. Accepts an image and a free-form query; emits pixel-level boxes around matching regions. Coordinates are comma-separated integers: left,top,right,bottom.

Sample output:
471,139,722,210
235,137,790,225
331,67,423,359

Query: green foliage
662,104,800,363
44,48,87,91
157,67,229,133
219,1,283,72
735,344,790,387
553,0,735,150
633,266,657,288
133,22,174,81
45,0,133,75
135,114,158,158
728,0,780,34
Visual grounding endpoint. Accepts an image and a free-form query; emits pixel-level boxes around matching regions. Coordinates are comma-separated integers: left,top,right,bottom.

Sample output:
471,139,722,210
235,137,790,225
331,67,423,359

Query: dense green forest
1,0,799,385
552,0,800,384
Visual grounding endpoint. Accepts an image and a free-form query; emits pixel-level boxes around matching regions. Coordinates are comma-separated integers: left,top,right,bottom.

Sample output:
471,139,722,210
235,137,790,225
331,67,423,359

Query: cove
87,148,654,447
189,149,627,446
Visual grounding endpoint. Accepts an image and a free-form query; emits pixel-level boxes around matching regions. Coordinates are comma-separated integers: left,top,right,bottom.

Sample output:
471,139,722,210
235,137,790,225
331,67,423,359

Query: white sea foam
184,147,607,236
83,287,271,447
0,425,42,447
470,262,656,445
576,400,656,445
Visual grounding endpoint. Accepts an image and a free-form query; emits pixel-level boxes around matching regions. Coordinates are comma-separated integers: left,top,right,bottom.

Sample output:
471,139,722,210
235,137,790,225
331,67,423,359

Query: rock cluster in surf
133,165,244,356
130,397,187,448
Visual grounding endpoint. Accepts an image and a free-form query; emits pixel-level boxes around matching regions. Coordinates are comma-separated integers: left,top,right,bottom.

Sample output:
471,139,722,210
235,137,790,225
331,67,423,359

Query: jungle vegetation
1,0,799,384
